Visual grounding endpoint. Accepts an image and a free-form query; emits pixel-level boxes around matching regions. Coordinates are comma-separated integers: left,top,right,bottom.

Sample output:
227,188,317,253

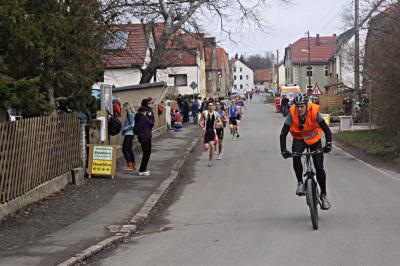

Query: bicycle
290,148,325,230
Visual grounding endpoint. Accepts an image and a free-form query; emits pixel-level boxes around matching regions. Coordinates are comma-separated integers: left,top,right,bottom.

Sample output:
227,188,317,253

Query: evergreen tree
0,0,105,117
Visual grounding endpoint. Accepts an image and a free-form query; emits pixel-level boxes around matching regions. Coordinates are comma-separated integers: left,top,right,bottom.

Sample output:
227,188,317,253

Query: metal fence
0,113,80,204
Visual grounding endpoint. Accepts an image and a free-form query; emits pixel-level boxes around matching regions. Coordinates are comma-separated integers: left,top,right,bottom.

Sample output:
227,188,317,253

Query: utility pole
272,52,275,91
355,0,360,100
368,77,372,131
276,49,280,90
307,31,312,95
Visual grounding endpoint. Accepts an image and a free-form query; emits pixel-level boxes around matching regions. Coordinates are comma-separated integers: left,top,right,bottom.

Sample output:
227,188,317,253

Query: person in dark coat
182,99,190,123
280,95,290,117
191,99,199,124
141,97,155,121
177,94,183,110
135,106,155,176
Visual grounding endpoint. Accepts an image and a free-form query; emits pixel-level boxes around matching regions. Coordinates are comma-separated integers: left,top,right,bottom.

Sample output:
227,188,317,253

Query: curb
57,135,201,266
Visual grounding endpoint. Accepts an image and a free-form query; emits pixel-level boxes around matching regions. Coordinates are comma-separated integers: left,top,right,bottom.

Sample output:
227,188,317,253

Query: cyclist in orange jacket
279,93,332,210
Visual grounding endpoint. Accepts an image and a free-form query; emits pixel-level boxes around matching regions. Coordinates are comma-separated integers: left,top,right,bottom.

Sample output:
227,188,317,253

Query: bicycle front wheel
306,177,319,230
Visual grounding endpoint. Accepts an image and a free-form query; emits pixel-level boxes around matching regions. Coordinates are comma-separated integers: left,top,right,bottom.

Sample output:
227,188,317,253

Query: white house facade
104,68,143,88
335,28,368,90
231,59,254,92
157,66,203,96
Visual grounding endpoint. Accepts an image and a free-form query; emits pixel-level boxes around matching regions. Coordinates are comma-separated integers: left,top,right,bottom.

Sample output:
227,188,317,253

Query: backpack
108,115,122,136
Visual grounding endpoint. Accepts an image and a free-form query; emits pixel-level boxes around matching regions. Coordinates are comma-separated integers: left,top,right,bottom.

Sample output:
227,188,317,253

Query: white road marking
333,145,400,182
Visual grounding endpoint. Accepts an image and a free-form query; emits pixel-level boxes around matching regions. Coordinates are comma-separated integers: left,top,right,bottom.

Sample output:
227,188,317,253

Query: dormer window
104,31,129,50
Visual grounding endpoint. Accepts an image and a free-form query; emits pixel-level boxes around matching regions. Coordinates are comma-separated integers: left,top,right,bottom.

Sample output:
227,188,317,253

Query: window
234,67,237,72
104,31,129,50
168,74,187,86
240,84,243,89
240,75,243,80
234,75,237,80
306,66,313,77
240,67,242,72
325,66,329,76
234,84,237,90
246,75,249,80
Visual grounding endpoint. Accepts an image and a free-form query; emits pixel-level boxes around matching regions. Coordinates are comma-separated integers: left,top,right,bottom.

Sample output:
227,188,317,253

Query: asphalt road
90,95,400,266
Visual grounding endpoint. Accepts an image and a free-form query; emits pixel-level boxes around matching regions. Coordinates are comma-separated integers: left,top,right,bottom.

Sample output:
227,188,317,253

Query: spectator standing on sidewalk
113,97,122,117
191,98,199,124
281,95,290,117
343,96,353,116
135,106,154,176
121,102,136,171
182,99,190,123
141,97,155,121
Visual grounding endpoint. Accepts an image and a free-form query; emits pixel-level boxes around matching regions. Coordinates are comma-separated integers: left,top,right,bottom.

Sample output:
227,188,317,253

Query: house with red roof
284,34,337,93
102,23,209,96
254,69,273,91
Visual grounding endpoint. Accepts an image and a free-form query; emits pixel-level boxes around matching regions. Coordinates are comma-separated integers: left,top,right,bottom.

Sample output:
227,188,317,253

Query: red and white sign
312,84,323,96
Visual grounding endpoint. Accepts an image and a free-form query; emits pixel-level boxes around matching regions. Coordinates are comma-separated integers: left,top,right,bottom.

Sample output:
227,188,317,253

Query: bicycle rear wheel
306,177,319,230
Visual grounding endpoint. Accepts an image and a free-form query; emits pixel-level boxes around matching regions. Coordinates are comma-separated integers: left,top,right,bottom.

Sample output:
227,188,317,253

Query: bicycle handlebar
289,149,325,157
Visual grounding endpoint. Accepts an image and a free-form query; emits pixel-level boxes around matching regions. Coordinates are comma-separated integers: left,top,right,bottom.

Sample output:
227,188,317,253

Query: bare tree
102,0,290,84
244,52,275,70
364,1,400,143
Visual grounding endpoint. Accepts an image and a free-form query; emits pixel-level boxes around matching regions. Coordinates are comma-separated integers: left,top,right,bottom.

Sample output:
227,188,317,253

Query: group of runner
199,97,245,167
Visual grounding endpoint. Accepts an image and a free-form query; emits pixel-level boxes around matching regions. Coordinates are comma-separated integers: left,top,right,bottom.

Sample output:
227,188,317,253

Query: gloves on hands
323,142,332,153
281,150,292,159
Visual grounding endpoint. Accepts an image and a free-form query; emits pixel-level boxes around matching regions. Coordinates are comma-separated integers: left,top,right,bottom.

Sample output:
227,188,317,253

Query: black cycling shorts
203,130,217,144
229,117,237,125
216,128,224,140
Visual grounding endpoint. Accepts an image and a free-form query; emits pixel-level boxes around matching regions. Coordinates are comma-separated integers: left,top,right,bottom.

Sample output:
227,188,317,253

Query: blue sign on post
190,81,198,91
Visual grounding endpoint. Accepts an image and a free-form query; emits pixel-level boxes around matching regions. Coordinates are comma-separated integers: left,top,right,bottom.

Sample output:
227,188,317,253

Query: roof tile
291,35,336,63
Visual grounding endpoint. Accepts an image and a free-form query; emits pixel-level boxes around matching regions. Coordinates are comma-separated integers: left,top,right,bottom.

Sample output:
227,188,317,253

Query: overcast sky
210,0,350,58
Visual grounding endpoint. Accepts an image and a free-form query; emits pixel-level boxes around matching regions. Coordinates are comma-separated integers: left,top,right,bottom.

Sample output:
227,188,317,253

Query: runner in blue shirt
228,98,241,140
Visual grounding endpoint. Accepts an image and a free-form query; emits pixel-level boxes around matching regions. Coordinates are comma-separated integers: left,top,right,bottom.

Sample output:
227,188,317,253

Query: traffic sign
190,81,198,90
312,83,323,96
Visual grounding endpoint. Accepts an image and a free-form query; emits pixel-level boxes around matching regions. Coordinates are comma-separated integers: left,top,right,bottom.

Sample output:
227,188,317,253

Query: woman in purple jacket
135,106,155,176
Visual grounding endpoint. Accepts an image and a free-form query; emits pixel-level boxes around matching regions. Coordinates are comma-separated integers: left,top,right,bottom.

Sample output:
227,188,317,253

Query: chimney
333,34,337,36
316,34,320,46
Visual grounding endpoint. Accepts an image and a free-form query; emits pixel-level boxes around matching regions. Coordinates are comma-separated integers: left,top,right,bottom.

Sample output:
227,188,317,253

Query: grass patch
335,130,400,159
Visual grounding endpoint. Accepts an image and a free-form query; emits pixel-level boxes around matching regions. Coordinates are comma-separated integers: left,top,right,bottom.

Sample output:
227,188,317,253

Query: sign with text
93,146,113,160
91,160,112,175
88,144,117,179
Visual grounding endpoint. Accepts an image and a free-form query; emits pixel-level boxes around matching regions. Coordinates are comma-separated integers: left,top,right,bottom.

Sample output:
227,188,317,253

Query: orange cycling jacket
289,102,322,145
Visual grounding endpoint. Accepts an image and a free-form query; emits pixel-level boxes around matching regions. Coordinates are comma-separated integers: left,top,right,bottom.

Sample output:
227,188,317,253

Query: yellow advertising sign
91,160,112,175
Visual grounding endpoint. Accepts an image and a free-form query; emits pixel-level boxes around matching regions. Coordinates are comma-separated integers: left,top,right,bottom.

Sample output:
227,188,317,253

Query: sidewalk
0,125,201,266
330,123,377,134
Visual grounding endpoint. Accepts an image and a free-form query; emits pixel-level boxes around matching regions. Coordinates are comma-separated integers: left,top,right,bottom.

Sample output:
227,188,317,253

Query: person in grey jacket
135,106,154,176
121,102,136,171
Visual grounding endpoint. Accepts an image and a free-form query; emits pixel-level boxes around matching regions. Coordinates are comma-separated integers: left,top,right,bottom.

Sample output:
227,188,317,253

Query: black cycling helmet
293,93,309,105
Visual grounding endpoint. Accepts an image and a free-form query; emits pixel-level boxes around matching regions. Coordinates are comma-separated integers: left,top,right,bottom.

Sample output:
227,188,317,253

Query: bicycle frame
291,148,323,229
292,148,323,180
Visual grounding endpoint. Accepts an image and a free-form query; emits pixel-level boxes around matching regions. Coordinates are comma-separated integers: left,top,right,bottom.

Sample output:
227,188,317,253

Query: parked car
231,92,246,101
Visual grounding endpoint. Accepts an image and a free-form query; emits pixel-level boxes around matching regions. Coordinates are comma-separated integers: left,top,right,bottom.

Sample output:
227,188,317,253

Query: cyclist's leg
292,139,306,183
310,140,327,195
